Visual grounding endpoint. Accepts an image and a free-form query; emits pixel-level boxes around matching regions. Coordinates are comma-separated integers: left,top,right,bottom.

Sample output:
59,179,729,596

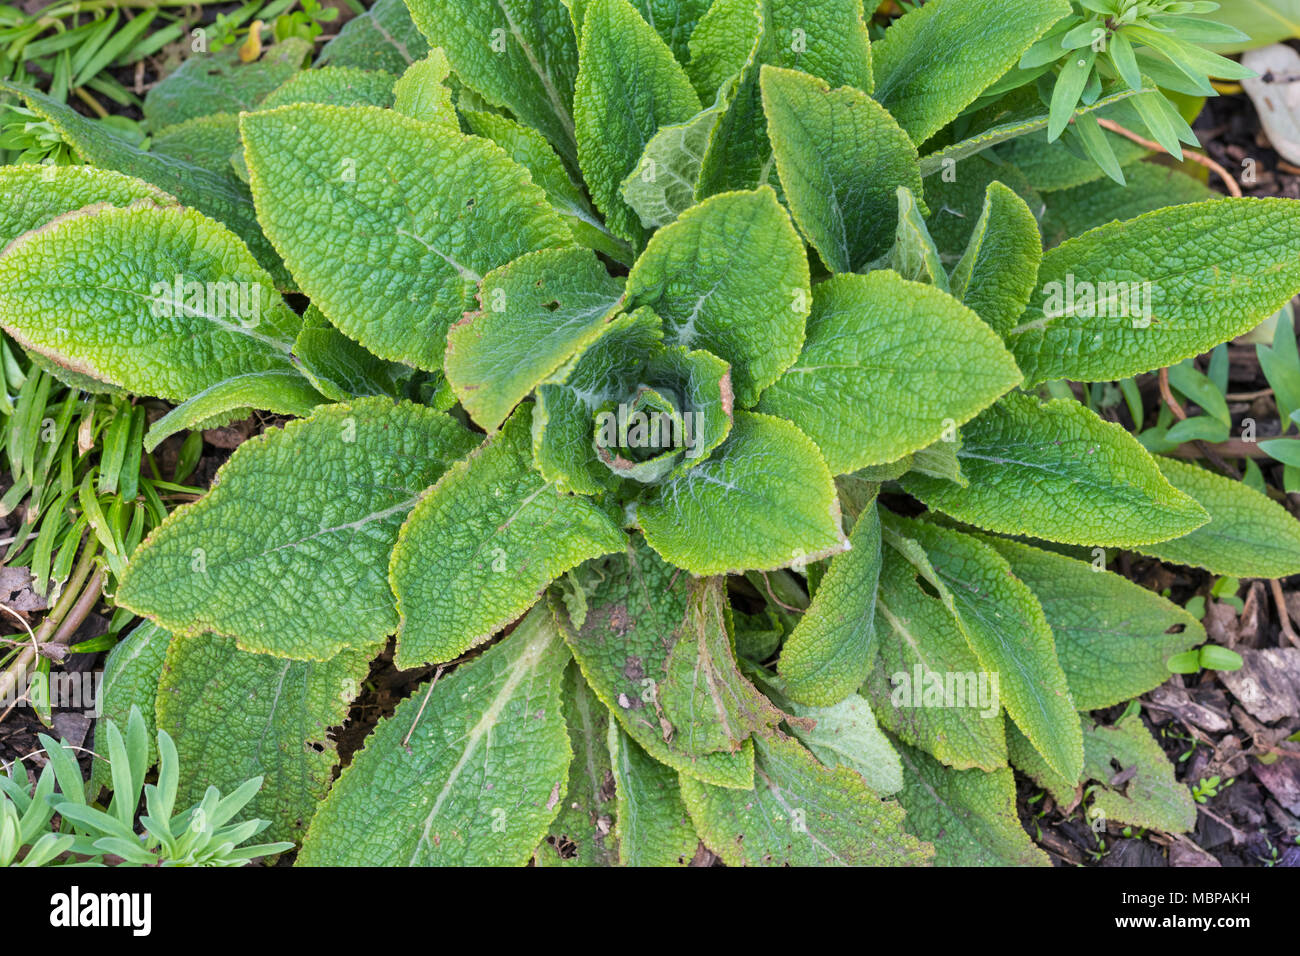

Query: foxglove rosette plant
0,0,1297,865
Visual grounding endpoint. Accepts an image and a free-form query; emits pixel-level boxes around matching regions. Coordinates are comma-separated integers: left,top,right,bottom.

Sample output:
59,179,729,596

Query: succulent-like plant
0,706,291,866
0,0,1294,865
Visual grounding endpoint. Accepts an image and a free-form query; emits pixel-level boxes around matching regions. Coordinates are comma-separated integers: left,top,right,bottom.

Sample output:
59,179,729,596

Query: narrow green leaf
143,370,327,453
575,0,701,244
894,740,1050,866
407,0,580,165
679,732,934,866
535,661,619,867
608,722,699,866
864,547,1008,771
1137,457,1300,578
391,50,456,125
1011,198,1300,386
902,394,1209,548
777,496,881,707
949,182,1043,336
982,536,1204,710
896,517,1083,782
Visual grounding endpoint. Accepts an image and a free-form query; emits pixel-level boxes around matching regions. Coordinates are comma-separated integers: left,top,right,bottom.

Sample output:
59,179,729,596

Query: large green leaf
445,247,624,432
1011,199,1300,385
0,82,287,286
390,405,625,669
777,496,881,707
555,535,758,788
679,732,933,866
407,0,580,165
535,662,619,867
0,202,302,403
901,394,1209,548
143,39,309,130
297,606,572,865
756,271,1021,473
156,634,374,844
118,400,478,660
761,65,922,273
0,164,171,244
896,517,1083,782
637,411,847,574
871,0,1070,145
983,537,1204,711
864,547,1008,771
624,186,808,406
894,740,1050,866
317,0,429,74
241,104,572,370
608,723,699,866
1137,457,1300,578
575,0,702,244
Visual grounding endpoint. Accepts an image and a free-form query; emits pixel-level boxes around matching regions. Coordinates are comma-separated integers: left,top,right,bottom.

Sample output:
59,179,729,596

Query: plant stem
0,535,99,713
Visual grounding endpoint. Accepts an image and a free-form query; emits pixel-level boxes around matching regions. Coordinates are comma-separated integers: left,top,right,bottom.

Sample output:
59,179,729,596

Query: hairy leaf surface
984,537,1204,710
624,186,808,406
446,247,623,432
1011,199,1300,385
575,0,701,244
157,634,374,844
1137,457,1300,577
242,104,571,370
0,202,301,402
119,400,478,660
761,65,922,273
638,412,846,574
757,272,1021,473
895,740,1050,866
391,406,625,669
297,607,572,865
901,394,1209,547
679,732,933,866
